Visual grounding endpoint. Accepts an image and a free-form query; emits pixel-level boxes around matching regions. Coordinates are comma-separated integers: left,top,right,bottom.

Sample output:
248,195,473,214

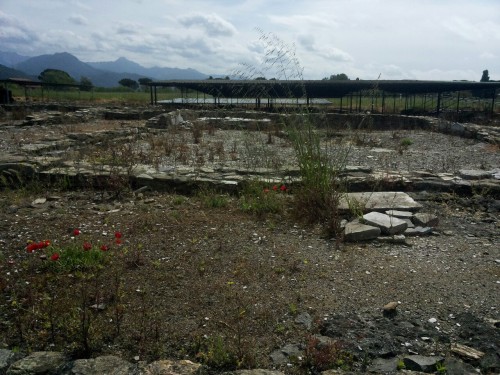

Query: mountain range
0,51,209,87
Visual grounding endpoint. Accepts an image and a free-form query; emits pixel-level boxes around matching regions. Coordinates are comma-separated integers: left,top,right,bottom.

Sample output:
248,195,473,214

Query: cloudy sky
1,0,499,80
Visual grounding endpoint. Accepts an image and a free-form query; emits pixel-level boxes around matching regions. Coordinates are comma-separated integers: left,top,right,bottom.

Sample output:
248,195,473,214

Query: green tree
138,77,152,91
80,76,93,91
323,73,349,81
480,70,490,82
38,69,77,86
138,77,152,86
118,78,139,90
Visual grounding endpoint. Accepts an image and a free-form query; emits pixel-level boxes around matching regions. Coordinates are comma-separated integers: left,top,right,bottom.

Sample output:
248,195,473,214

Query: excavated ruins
0,104,499,374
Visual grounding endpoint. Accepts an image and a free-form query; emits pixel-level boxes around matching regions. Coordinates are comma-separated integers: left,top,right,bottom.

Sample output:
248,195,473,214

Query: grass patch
239,180,287,217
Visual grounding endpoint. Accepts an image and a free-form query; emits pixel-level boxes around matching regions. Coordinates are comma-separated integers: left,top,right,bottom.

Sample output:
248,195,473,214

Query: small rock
294,312,312,330
70,355,133,375
269,350,287,365
383,301,399,317
140,359,201,375
383,301,400,311
413,213,439,227
443,357,478,375
0,349,18,374
90,303,106,311
403,355,444,373
450,343,485,360
7,351,67,375
31,197,47,205
368,357,399,373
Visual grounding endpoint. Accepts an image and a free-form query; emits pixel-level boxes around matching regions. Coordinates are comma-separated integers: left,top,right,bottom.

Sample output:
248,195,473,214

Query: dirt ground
0,106,499,373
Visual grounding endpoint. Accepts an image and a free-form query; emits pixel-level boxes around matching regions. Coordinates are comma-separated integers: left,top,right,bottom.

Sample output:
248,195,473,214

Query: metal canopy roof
0,78,88,89
147,79,500,98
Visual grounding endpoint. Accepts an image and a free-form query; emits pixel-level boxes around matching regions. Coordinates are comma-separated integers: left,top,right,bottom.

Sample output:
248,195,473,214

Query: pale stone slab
363,211,408,235
344,221,381,242
459,169,492,180
385,210,413,218
339,192,422,213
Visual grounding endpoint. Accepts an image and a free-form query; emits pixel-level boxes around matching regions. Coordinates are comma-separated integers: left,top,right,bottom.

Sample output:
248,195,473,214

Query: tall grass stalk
236,30,351,239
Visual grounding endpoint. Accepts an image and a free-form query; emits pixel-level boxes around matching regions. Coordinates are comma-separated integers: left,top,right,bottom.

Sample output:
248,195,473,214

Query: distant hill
88,57,208,80
13,52,149,87
0,64,34,80
0,51,30,67
0,51,210,87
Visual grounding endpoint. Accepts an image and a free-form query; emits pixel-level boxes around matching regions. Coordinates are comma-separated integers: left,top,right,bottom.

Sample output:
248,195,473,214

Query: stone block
339,192,422,213
344,221,381,242
363,212,408,235
413,213,439,227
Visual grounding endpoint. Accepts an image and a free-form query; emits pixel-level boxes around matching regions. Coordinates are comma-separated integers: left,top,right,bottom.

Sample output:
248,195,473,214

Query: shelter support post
491,89,497,116
436,92,441,116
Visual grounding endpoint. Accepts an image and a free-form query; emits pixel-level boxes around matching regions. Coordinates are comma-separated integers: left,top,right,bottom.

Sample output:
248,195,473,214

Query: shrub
239,180,287,217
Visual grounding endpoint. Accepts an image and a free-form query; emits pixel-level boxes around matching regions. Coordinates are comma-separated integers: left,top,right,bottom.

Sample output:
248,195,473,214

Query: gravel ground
0,108,499,373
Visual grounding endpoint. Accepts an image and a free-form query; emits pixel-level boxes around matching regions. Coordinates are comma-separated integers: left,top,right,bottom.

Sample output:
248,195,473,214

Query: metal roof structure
146,79,499,116
0,78,86,89
1,78,93,104
147,79,500,99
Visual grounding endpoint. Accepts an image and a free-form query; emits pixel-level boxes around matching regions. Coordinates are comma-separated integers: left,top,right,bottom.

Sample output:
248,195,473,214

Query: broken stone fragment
450,343,485,360
363,211,408,235
403,355,445,373
383,301,400,312
413,213,439,227
385,209,413,218
344,221,381,242
405,226,433,236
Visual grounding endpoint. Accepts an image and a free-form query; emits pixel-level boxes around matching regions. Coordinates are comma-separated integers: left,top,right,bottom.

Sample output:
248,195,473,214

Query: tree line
35,68,496,89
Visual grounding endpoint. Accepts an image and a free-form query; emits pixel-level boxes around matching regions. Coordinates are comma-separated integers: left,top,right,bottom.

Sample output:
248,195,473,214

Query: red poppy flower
263,188,270,193
280,185,287,192
43,240,51,247
73,228,81,236
272,185,278,191
26,243,38,253
83,242,92,251
50,253,60,261
100,244,109,251
115,239,122,245
114,231,122,239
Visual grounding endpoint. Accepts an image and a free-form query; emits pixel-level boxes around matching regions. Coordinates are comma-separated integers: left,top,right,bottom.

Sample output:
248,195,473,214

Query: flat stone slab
385,210,413,218
340,192,423,213
344,221,381,242
459,169,494,180
363,211,408,235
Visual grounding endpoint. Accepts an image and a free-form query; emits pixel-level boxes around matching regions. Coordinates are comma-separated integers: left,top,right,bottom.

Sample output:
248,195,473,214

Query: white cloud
443,17,483,42
0,0,499,80
68,14,88,26
179,13,237,37
0,11,39,45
